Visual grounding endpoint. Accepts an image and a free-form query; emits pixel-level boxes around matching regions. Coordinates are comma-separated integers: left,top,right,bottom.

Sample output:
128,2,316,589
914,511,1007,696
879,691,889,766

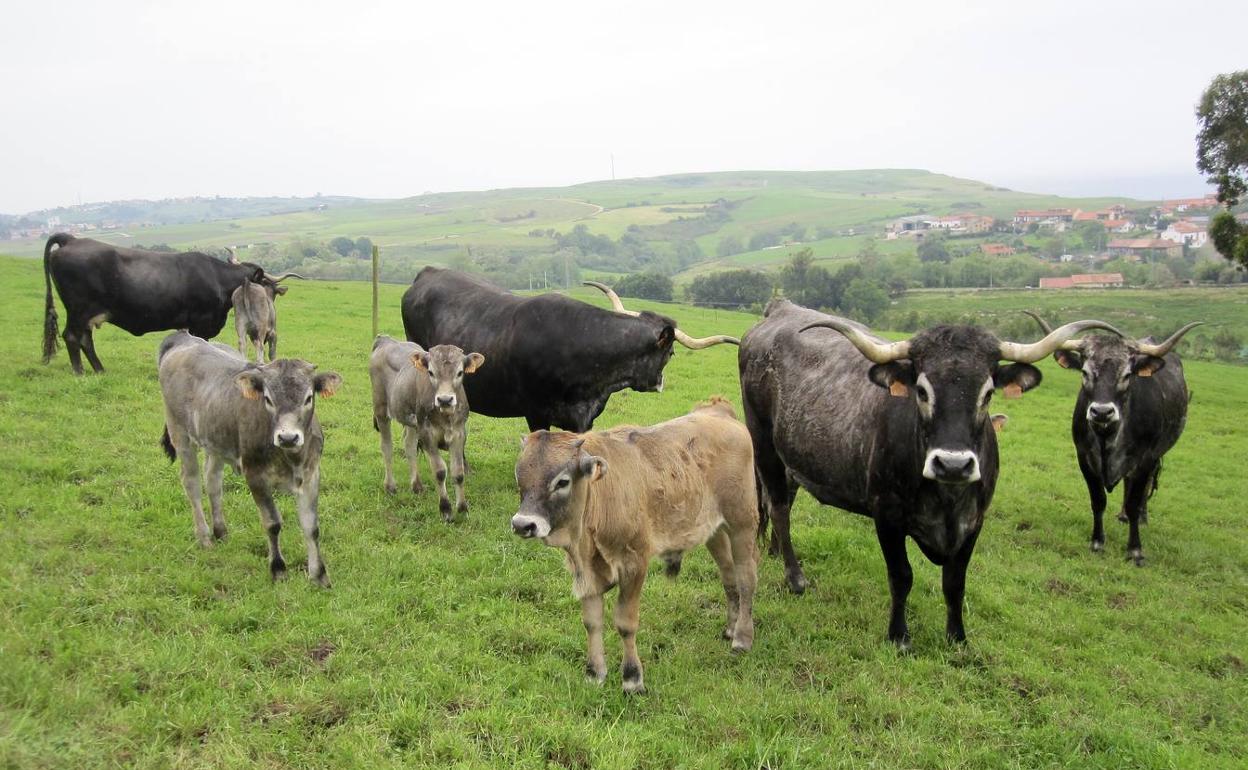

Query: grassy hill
2,169,1146,282
1,255,1246,768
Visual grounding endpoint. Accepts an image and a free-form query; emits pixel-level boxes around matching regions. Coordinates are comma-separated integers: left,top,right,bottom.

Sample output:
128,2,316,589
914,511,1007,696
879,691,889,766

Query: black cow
41,234,299,374
739,299,1119,648
1024,312,1200,565
400,267,738,431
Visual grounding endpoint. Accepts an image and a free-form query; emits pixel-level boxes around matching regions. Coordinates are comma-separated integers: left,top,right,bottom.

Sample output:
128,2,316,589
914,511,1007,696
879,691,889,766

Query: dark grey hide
157,331,341,586
739,300,1115,648
1026,313,1197,565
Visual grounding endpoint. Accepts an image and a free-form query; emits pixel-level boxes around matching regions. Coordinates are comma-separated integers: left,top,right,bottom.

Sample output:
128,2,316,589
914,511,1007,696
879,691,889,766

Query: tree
716,235,744,258
840,277,889,323
354,236,375,259
612,272,673,301
917,234,950,263
329,236,356,257
1076,221,1108,253
686,270,773,309
1196,70,1248,266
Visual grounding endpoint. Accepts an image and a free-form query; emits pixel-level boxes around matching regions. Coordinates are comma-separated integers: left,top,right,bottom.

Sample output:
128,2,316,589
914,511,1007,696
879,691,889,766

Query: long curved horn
225,246,239,265
1132,322,1203,358
266,272,306,282
800,317,911,364
584,280,739,348
999,320,1124,363
1022,310,1089,353
582,280,636,316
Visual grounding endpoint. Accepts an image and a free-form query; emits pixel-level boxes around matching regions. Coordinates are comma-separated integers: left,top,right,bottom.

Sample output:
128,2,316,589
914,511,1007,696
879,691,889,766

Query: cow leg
728,525,758,653
422,440,453,522
705,530,740,642
177,443,213,548
942,528,980,645
525,415,551,432
580,593,606,685
204,453,228,541
1122,462,1156,566
615,565,646,694
62,326,85,375
266,332,277,362
874,519,913,650
296,469,330,587
377,416,397,494
450,430,468,515
762,472,804,593
80,328,105,373
253,336,264,364
245,475,286,580
236,317,246,356
403,426,424,494
1078,453,1108,552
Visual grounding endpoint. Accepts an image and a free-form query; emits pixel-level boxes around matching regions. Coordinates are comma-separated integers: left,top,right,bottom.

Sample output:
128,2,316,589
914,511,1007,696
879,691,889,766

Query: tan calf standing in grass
511,397,758,694
370,335,484,521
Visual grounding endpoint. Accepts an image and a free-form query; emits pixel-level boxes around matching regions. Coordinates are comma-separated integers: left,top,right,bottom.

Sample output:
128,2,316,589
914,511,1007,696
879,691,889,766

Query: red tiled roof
1039,273,1124,289
1108,238,1172,249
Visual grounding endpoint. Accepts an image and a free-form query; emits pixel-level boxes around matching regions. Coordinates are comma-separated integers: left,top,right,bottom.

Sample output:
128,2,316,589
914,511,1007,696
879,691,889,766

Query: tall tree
1196,70,1248,266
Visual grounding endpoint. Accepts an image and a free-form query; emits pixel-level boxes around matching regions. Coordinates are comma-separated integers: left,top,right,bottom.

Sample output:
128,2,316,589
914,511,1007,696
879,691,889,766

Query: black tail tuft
41,234,71,364
160,427,176,461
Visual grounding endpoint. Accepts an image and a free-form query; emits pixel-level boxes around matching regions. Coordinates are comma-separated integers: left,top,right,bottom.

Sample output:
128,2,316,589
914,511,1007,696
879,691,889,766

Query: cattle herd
39,234,1203,692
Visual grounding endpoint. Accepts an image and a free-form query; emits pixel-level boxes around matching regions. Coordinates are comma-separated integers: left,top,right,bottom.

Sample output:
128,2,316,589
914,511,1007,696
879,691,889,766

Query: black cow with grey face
740,300,1119,648
1025,312,1200,565
400,267,738,431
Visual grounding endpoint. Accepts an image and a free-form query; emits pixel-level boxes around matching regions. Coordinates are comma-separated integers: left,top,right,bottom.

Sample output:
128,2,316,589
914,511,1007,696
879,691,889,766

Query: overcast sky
3,0,1244,212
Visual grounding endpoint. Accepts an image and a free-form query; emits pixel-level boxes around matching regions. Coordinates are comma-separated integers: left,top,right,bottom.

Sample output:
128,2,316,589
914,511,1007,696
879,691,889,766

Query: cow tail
1148,460,1163,500
160,426,177,462
41,234,69,363
754,470,770,544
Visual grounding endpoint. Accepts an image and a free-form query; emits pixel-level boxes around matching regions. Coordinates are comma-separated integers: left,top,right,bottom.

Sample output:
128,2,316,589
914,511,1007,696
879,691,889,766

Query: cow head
237,260,303,297
511,432,606,544
411,344,485,412
801,317,1121,484
235,360,341,451
583,281,738,393
1025,312,1201,437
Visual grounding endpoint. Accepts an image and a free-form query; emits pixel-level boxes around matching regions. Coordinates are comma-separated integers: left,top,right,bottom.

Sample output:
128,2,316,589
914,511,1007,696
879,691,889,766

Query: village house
1013,208,1074,228
1038,272,1125,289
1161,220,1208,248
1107,238,1182,260
1158,194,1219,216
980,243,1015,256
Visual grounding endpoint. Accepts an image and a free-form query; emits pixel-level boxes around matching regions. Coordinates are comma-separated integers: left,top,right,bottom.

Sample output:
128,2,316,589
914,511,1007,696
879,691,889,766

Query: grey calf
370,335,484,521
157,331,341,585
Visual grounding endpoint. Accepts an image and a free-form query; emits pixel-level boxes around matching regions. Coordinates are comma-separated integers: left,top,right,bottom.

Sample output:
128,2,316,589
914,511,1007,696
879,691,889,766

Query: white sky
2,0,1244,212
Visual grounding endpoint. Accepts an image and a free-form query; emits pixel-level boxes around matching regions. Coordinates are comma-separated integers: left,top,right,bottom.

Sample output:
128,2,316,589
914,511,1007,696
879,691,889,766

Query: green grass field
1,255,1245,769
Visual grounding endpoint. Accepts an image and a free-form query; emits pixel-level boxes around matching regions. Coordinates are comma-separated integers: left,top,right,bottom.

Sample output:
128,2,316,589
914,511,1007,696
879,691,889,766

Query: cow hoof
585,664,606,685
1127,549,1146,567
1117,510,1129,523
384,482,396,495
785,574,809,595
197,534,215,549
1090,540,1104,553
457,500,469,515
310,567,331,588
731,636,753,654
270,559,288,581
212,525,228,541
890,635,913,654
439,499,453,520
622,679,646,696
411,482,424,495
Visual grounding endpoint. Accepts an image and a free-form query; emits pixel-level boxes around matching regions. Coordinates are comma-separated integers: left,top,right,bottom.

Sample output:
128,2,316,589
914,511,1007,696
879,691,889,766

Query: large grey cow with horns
400,267,738,431
1024,312,1200,565
740,300,1121,648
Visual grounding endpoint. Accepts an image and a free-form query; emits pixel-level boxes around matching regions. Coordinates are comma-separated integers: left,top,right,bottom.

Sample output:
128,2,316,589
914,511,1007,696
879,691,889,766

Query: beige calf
511,397,758,694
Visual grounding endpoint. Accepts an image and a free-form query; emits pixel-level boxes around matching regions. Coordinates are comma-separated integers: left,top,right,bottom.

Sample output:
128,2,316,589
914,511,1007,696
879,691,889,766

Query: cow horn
1022,310,1089,353
225,246,239,265
583,280,739,348
266,272,306,282
800,317,911,364
1132,322,1203,358
999,320,1124,363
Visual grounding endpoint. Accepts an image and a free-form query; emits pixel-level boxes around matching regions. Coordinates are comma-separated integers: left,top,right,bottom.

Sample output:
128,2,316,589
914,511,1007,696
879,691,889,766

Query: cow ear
657,324,675,349
463,352,485,374
995,363,1042,398
579,454,608,481
235,371,264,400
867,362,915,397
313,372,342,398
250,267,265,282
274,284,289,296
410,353,430,372
1054,350,1083,370
1132,354,1165,378
990,414,1009,433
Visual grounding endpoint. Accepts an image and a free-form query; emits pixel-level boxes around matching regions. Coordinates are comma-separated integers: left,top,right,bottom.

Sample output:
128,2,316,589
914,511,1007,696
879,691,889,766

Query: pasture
1,255,1245,768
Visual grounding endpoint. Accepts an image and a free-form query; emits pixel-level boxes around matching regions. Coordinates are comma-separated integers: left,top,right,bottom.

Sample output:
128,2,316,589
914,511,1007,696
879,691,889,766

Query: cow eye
554,477,570,491
916,387,929,403
304,394,313,406
982,390,992,405
263,394,274,407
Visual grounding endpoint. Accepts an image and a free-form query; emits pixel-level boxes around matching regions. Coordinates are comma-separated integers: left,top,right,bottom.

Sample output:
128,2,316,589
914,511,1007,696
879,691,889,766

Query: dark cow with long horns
1024,312,1200,565
41,234,300,374
400,267,738,431
739,300,1120,648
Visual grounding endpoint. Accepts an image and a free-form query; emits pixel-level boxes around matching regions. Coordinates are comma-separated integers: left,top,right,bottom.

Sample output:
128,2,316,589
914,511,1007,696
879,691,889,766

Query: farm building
1038,273,1125,289
1161,221,1208,248
1107,238,1182,259
1013,208,1074,226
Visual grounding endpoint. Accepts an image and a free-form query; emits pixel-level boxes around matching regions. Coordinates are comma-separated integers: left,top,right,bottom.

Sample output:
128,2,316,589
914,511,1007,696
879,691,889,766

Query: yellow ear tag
1137,367,1153,378
889,381,909,398
1003,383,1023,399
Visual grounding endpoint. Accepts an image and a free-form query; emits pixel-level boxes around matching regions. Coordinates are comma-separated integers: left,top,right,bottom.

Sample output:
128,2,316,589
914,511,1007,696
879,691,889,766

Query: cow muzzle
435,394,457,410
511,512,550,539
275,430,304,449
1086,402,1120,433
923,449,981,484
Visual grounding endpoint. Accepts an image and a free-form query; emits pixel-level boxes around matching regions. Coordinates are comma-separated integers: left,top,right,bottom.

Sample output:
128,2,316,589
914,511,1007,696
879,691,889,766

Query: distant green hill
2,169,1148,283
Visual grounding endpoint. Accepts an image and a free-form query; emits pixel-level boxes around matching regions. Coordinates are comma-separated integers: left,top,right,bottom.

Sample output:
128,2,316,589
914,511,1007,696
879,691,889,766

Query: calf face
511,435,606,541
413,345,485,413
236,360,341,450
